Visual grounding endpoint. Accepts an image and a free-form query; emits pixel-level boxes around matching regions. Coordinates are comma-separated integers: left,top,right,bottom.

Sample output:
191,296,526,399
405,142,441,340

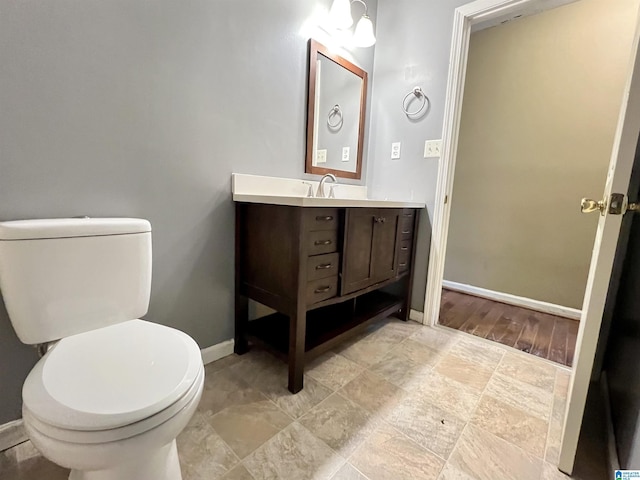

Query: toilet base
68,440,182,480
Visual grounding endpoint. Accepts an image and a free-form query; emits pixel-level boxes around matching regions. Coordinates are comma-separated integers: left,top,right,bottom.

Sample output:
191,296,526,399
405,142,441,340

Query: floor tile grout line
543,372,557,466
292,420,356,478
376,418,451,465
466,348,554,462
466,421,548,466
442,421,473,476
451,347,505,468
346,462,372,480
345,333,464,467
489,372,554,423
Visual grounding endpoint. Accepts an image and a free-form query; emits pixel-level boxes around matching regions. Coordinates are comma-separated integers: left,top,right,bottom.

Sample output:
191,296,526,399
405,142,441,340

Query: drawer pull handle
399,262,407,267
314,239,332,246
403,213,413,217
402,230,411,234
316,215,334,221
315,286,332,293
401,247,409,251
374,217,387,223
316,263,333,270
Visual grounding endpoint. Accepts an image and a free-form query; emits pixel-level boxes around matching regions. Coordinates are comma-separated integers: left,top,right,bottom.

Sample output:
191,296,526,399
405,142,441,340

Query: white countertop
232,193,425,208
231,174,425,209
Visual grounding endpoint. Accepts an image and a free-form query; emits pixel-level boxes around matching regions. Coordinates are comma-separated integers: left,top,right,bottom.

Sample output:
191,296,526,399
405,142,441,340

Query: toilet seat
23,320,203,433
23,365,204,444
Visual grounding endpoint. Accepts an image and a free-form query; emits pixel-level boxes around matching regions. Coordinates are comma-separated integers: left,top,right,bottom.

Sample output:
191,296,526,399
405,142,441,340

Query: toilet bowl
0,218,205,480
22,320,204,480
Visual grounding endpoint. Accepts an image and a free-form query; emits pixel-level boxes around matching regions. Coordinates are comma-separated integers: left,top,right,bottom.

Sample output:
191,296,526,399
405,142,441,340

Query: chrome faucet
316,174,338,198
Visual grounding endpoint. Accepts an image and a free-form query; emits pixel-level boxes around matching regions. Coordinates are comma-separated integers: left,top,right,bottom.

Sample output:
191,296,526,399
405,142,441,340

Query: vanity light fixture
329,0,376,48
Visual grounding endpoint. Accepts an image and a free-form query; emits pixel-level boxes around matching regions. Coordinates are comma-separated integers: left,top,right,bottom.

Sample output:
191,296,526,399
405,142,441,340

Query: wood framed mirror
305,40,368,180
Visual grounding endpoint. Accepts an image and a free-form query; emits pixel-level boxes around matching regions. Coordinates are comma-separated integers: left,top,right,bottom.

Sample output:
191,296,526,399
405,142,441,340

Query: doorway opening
431,0,638,368
424,0,640,473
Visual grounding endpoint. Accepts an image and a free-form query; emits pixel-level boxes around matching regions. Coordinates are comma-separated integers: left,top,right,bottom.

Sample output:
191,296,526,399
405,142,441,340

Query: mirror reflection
306,40,367,180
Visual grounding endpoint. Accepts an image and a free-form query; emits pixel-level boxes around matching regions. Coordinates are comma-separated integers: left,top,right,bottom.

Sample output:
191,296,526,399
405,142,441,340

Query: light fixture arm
350,0,369,16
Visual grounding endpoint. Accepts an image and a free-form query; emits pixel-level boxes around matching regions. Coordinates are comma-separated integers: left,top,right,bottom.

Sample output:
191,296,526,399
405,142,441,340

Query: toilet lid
23,320,203,431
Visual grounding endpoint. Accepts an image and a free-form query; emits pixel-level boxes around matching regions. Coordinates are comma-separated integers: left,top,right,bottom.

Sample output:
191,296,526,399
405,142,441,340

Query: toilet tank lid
0,218,151,240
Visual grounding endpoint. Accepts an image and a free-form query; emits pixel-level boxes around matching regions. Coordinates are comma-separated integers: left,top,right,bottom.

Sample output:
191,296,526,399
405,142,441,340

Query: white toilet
0,218,205,480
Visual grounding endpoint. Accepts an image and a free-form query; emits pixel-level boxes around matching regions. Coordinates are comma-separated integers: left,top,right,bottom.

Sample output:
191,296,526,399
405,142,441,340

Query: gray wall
0,0,376,425
367,0,472,310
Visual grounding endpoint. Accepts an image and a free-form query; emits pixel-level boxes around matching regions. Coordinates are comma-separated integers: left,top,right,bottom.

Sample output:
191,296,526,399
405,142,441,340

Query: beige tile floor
1,319,579,480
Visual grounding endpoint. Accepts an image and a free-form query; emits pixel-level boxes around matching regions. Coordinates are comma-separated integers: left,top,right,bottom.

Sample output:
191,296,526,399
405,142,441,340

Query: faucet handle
302,182,314,198
328,185,337,199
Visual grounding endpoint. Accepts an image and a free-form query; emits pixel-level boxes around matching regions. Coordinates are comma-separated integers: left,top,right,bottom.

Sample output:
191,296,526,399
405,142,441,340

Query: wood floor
439,289,579,367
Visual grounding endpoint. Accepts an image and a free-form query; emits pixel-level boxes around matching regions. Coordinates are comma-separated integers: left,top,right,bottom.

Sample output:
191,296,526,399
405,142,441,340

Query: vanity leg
234,203,249,355
393,276,409,322
400,210,419,323
235,294,249,354
288,306,307,394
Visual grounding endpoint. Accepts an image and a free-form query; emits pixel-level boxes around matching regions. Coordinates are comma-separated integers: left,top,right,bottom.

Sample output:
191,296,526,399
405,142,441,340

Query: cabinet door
342,208,377,295
371,209,401,281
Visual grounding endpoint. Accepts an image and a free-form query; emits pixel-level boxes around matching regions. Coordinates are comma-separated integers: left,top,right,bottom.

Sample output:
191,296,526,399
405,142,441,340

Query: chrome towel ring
402,87,430,117
327,105,343,129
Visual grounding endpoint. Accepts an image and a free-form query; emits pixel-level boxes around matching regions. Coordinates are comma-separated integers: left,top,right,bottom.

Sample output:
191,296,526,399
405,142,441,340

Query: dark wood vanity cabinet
235,203,419,393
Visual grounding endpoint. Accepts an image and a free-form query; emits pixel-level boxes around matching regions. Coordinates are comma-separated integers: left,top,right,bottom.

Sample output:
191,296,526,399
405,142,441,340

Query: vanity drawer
400,214,415,240
308,230,338,256
398,239,413,274
303,208,339,232
307,253,340,281
306,276,338,304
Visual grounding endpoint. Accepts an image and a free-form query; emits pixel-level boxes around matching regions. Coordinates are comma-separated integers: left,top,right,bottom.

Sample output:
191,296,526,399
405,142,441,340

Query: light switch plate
424,139,442,158
391,142,401,160
342,147,350,162
316,149,327,165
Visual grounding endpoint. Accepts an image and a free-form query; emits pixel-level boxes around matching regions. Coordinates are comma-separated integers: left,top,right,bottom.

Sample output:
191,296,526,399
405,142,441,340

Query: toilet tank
0,218,152,345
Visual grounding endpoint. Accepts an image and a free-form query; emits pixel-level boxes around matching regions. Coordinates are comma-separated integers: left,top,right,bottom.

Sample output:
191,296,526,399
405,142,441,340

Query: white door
559,12,640,474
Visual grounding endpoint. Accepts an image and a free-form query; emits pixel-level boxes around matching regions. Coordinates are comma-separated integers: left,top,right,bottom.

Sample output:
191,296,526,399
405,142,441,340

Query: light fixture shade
329,0,353,30
353,14,376,47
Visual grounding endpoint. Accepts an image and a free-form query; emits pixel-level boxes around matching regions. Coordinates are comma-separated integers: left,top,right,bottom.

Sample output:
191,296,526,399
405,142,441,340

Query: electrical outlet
342,147,350,162
424,139,442,158
391,142,401,160
316,149,327,165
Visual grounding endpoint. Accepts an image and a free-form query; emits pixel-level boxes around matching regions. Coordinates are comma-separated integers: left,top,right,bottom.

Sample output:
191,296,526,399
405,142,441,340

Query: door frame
422,0,580,327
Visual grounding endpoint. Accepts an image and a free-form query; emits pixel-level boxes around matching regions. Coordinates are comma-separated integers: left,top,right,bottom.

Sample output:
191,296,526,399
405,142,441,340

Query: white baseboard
201,339,235,365
0,419,27,452
409,309,424,323
442,280,582,320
